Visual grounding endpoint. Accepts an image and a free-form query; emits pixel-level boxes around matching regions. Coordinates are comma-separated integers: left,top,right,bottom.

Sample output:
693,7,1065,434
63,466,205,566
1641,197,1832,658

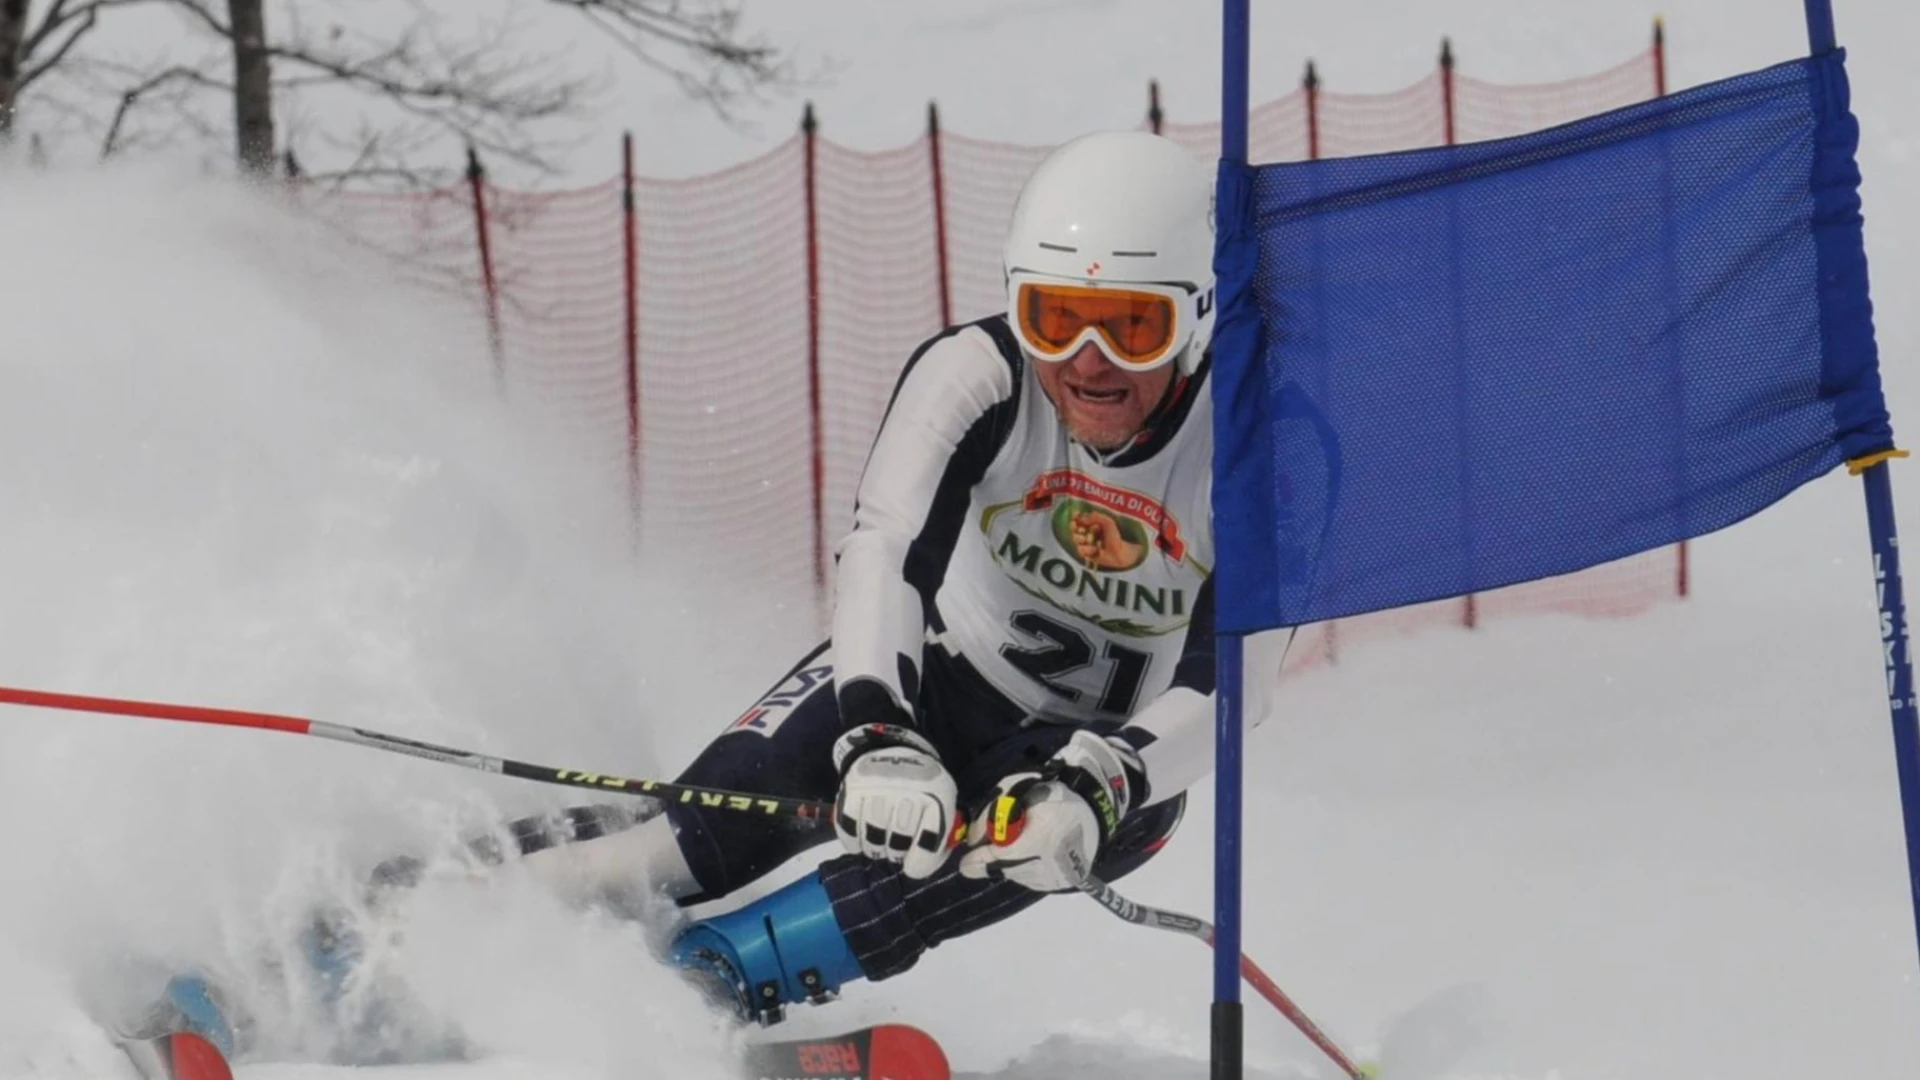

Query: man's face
1033,341,1177,452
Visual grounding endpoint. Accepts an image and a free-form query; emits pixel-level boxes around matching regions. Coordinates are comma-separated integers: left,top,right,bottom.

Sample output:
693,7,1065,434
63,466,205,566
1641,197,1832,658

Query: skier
145,129,1273,1054
603,128,1251,1022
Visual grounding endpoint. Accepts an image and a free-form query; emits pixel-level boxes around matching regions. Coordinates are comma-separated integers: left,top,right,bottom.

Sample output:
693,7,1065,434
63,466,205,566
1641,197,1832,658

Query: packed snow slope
5,2,1920,1079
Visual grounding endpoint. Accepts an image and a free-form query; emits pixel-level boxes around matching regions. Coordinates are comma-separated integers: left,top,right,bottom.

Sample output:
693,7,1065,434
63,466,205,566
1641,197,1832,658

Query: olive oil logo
981,470,1201,635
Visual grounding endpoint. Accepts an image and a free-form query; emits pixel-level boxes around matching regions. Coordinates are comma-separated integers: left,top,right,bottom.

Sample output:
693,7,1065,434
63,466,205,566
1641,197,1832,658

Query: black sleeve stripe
885,318,1024,608
975,314,1027,374
832,316,1023,728
856,314,1020,498
897,652,921,706
751,639,831,701
839,675,913,730
873,321,975,432
902,388,1019,605
1171,575,1215,694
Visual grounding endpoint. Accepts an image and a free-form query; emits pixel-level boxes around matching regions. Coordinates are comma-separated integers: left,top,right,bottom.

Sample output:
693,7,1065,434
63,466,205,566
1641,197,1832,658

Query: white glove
958,729,1142,893
831,724,959,879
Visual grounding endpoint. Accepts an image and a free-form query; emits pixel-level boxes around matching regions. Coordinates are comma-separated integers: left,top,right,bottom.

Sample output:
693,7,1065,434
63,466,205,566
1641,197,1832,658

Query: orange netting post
1306,58,1338,663
802,103,828,603
1654,16,1669,97
464,146,505,389
1442,38,1480,631
928,103,955,329
1304,62,1321,160
1655,17,1688,599
622,131,643,547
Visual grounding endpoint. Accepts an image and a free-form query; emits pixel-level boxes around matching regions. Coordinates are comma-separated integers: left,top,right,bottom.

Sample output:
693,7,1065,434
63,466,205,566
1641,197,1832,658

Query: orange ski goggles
1009,274,1193,372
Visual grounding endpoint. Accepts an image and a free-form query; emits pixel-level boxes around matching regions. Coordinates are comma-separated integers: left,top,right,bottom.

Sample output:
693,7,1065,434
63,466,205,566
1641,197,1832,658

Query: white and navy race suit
665,316,1219,982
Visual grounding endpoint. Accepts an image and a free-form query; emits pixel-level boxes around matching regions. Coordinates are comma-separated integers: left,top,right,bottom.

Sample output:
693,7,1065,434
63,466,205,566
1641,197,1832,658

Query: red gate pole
622,131,643,553
927,102,954,330
464,146,505,391
802,104,828,612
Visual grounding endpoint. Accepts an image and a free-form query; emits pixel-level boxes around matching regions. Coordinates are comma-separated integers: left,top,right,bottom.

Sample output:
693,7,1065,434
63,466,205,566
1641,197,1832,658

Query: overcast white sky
19,0,1895,184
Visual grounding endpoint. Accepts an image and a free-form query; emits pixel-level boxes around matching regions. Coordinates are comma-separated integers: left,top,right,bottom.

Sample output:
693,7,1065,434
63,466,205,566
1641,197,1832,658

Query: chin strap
1132,370,1193,441
1075,366,1196,465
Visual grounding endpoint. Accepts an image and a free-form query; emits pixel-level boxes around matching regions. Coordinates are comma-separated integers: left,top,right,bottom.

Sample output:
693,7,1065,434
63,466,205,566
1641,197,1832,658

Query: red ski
118,1032,234,1080
739,1023,949,1080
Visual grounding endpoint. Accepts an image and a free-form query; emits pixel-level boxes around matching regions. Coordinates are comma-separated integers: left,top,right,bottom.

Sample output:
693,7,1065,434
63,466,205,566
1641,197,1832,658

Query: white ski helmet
1002,130,1215,374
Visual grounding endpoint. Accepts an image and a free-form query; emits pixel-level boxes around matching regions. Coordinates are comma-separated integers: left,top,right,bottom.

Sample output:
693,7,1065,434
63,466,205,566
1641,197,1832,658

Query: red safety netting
1162,87,1313,164
939,133,1057,324
632,144,814,600
1319,71,1452,158
290,185,482,296
487,181,632,483
814,138,946,582
291,41,1685,656
1454,50,1661,143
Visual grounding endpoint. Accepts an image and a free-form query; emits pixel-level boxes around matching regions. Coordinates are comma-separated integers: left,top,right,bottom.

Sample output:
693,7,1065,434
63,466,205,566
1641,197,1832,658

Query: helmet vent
1112,250,1157,257
1038,242,1078,253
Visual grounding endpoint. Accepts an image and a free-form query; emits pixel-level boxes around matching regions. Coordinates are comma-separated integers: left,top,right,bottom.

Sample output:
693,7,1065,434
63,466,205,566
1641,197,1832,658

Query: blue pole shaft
1804,0,1837,54
1213,633,1245,1001
1213,632,1245,1080
1222,0,1250,165
1861,464,1920,965
1215,0,1251,1076
1216,3,1249,1077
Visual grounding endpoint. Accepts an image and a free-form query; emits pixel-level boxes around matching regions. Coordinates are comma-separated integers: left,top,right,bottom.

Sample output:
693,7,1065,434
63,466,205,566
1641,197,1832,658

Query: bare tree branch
0,0,31,134
7,0,798,184
23,0,148,60
99,62,228,159
7,0,165,137
164,0,598,177
18,0,74,59
19,4,99,93
550,0,793,121
297,163,446,190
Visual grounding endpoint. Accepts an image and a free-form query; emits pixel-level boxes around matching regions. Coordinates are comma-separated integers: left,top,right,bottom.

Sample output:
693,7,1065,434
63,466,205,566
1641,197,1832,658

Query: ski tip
866,1024,950,1080
166,1032,234,1080
738,1022,950,1080
120,1031,234,1080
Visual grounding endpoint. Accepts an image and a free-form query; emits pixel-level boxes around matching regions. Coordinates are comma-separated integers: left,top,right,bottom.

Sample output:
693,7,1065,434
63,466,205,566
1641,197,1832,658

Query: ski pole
0,682,1366,1074
1078,876,1375,1080
0,685,830,824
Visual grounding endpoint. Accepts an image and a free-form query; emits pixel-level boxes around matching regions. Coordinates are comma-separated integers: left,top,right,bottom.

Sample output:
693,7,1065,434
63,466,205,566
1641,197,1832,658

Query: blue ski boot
670,870,865,1024
146,974,240,1059
132,913,348,1063
295,906,467,1064
298,908,362,1006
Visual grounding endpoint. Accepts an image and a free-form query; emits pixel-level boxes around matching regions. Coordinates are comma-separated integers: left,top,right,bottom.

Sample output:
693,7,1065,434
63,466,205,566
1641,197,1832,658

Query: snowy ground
4,2,1920,1079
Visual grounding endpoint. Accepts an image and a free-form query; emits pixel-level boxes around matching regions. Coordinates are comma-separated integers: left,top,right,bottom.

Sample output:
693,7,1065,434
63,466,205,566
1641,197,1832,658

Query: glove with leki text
831,723,960,879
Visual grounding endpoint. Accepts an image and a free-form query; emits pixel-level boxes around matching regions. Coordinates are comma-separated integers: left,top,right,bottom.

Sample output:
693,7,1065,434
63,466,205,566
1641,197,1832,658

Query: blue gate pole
1213,635,1245,1080
1214,2,1250,1079
1861,463,1920,970
1804,0,1836,54
1805,0,1920,976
